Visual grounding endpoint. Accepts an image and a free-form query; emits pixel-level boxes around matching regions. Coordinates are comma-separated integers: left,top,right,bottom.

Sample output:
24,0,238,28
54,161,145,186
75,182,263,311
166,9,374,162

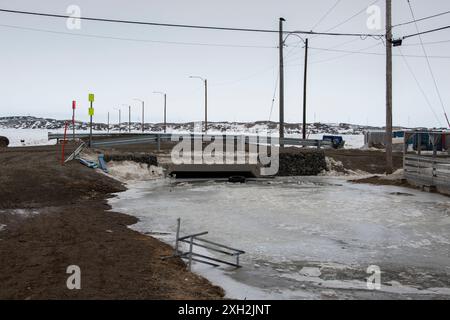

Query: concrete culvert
228,176,246,183
0,136,9,148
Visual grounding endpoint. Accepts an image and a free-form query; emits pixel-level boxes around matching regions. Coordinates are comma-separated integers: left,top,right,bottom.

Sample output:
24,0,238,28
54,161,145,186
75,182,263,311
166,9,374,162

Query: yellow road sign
88,107,94,116
88,93,95,102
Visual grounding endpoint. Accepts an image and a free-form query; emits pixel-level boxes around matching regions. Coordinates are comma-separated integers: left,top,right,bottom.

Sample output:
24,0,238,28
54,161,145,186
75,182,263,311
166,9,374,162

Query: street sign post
88,93,94,147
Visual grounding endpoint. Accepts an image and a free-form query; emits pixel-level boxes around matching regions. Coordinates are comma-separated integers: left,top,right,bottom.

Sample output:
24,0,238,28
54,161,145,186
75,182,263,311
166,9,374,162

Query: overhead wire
406,0,449,127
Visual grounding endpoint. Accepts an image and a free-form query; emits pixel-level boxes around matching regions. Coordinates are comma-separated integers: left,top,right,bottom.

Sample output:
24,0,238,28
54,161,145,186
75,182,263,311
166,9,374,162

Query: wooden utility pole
279,17,285,146
302,38,309,140
386,0,393,174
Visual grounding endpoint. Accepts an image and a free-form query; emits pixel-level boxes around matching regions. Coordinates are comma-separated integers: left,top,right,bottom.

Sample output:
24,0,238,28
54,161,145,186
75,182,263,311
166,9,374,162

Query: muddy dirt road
0,145,223,299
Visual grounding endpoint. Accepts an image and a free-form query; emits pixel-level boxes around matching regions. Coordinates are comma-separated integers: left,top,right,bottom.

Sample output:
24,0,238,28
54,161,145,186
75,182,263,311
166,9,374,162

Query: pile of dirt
324,149,403,174
0,136,9,148
103,152,158,167
0,145,223,299
277,149,327,176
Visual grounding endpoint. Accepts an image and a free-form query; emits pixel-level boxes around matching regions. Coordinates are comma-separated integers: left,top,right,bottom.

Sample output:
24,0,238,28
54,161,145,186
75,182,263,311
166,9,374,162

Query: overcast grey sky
0,0,449,127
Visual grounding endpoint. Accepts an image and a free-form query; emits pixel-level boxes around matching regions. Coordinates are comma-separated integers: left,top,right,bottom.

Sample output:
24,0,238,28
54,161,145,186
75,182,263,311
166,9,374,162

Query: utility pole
128,105,131,133
386,0,393,174
302,38,309,140
107,111,110,133
279,17,285,146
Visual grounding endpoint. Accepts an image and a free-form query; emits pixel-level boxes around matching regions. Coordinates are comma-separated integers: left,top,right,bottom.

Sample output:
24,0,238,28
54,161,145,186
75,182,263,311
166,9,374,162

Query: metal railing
49,132,332,149
172,218,245,270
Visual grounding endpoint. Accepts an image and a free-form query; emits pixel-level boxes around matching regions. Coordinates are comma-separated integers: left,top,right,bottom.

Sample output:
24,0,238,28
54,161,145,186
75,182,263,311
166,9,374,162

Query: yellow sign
88,107,94,116
88,93,95,102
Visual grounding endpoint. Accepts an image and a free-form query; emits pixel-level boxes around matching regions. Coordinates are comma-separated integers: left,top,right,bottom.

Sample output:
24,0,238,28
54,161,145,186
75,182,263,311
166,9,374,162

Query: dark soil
324,149,404,174
0,144,224,299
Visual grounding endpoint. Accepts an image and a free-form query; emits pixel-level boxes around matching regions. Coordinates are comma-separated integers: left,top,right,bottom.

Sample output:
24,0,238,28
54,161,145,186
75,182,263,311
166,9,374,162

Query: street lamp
120,104,131,133
113,107,121,133
189,75,208,133
153,92,167,133
283,32,309,140
133,98,145,133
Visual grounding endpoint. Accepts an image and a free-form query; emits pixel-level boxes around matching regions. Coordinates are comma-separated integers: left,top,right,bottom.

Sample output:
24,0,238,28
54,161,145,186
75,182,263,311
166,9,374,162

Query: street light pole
282,29,308,141
114,107,121,132
204,80,208,133
189,76,208,133
153,92,167,133
107,111,110,133
164,93,167,133
128,105,131,133
141,101,144,133
133,99,145,133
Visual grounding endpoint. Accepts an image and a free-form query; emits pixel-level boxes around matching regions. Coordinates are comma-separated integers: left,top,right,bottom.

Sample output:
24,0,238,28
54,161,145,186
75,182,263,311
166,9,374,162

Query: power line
307,43,382,64
393,10,450,28
403,25,450,40
406,0,449,127
211,65,276,87
402,39,450,46
311,0,342,31
286,37,361,61
321,0,380,33
268,72,280,121
398,47,443,127
0,8,383,38
308,46,450,59
0,23,276,49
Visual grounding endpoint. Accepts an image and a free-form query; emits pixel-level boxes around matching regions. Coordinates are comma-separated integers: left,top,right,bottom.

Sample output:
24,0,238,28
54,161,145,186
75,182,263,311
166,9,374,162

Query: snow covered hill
0,116,380,135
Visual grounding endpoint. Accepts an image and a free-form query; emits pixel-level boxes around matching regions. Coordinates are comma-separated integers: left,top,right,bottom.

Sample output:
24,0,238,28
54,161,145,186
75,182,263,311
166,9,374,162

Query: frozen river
110,177,450,299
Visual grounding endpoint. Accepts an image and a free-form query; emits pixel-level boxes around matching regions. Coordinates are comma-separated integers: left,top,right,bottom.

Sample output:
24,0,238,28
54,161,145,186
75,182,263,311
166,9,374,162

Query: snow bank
106,161,164,182
320,157,369,176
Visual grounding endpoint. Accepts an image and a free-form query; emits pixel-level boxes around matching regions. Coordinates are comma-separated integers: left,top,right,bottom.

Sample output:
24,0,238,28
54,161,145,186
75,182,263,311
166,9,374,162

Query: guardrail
48,132,332,149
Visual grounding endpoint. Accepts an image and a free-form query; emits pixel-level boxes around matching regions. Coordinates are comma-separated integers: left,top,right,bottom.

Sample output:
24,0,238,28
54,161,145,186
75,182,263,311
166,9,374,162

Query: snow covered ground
110,177,450,299
0,129,56,147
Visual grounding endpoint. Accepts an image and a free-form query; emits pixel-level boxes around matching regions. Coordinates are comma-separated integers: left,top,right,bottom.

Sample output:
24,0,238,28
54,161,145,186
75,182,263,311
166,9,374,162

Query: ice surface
110,177,450,299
